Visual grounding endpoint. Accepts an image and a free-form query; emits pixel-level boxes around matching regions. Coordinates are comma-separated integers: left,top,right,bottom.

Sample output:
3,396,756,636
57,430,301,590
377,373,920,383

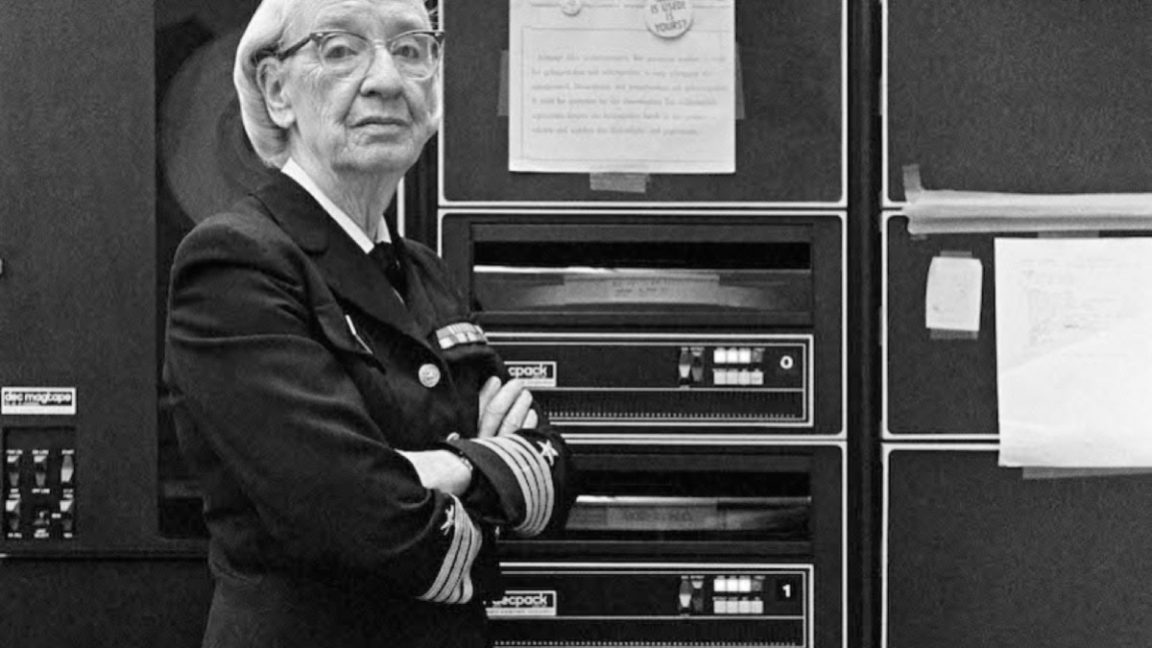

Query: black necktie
369,242,407,294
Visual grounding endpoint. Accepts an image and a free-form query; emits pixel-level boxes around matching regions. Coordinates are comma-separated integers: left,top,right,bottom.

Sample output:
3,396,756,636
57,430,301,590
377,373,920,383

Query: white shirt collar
281,158,391,254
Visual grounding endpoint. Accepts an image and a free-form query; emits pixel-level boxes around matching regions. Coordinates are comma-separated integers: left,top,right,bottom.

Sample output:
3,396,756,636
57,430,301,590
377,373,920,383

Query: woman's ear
257,59,295,130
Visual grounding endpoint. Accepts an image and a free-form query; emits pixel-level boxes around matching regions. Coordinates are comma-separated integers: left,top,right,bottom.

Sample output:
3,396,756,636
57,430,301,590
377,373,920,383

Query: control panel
4,428,77,540
495,333,813,427
680,344,807,388
487,563,812,647
677,572,804,616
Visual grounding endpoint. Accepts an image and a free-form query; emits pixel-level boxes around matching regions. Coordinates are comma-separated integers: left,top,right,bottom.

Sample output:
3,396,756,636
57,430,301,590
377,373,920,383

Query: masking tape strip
590,173,649,193
903,164,1152,235
1022,466,1152,480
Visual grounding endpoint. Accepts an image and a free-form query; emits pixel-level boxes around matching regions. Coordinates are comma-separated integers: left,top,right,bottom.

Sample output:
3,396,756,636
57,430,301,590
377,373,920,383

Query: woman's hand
477,376,538,438
397,449,472,496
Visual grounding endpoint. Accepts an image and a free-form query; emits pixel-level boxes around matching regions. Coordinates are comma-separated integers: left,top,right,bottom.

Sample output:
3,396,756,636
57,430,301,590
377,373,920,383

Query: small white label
2,387,77,415
486,590,558,618
505,362,558,388
925,256,984,332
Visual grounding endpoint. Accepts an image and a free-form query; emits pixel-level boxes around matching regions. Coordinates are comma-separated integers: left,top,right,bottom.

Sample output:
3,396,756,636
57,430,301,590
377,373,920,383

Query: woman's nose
359,46,406,94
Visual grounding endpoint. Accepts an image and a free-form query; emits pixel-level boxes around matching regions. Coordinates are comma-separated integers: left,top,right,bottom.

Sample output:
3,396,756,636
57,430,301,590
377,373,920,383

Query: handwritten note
509,0,736,174
995,238,1152,468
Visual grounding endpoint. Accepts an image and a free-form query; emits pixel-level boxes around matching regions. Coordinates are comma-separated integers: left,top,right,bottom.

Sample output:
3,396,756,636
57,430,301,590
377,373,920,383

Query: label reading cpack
486,590,558,618
505,362,558,388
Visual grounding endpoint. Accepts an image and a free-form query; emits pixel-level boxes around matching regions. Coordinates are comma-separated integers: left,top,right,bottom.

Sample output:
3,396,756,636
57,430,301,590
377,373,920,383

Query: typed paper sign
509,0,736,174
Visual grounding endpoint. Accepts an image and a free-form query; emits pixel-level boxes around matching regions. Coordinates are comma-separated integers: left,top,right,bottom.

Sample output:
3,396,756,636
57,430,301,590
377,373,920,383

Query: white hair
233,0,439,168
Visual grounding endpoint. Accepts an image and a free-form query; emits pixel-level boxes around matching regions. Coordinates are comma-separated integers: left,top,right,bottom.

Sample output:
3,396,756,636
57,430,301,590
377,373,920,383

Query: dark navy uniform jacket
163,172,573,648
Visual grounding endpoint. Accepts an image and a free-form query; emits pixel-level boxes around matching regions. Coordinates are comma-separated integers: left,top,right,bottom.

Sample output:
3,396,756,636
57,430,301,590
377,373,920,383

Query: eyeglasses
273,29,444,81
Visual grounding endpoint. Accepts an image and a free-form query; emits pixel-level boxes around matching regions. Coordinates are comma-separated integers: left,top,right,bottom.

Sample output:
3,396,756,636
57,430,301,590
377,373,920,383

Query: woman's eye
321,36,364,62
391,42,421,61
323,45,356,61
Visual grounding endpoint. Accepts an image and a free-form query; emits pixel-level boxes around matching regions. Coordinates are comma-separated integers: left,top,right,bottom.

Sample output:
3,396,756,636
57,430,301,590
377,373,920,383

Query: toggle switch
32,506,50,539
678,577,693,612
678,347,693,383
690,353,704,384
59,499,75,534
60,453,75,486
32,454,48,488
4,498,20,533
5,453,19,489
691,577,705,613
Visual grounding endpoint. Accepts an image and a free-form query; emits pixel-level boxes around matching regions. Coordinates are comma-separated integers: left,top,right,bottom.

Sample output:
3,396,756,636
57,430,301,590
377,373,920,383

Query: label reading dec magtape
2,387,77,415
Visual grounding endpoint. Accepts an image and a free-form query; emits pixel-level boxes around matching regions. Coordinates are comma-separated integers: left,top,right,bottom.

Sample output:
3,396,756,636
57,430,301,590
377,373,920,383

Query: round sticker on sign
645,0,693,39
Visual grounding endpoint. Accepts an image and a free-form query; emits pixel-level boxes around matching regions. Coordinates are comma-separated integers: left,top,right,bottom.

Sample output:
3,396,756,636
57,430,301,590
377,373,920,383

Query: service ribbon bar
436,322,488,350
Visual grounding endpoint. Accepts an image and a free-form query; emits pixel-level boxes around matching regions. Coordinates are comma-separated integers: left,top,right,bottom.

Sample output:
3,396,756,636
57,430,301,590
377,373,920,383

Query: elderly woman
162,1,572,646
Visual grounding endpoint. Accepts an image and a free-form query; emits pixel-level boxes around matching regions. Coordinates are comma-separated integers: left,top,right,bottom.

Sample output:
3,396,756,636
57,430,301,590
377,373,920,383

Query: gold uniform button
418,363,442,388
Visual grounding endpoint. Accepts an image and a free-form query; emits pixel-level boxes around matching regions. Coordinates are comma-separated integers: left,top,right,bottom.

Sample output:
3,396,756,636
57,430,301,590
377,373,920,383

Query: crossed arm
398,376,538,496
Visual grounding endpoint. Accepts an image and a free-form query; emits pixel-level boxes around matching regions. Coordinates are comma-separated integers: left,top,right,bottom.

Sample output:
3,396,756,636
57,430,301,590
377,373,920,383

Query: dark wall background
0,1,216,645
0,0,158,552
886,0,1152,200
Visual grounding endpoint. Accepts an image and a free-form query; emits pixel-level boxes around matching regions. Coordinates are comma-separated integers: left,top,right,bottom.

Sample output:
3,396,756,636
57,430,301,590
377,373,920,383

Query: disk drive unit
488,447,843,647
439,211,845,441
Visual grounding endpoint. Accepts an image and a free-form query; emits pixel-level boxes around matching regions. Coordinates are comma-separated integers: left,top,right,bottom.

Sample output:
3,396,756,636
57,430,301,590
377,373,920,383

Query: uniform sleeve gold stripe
418,496,480,604
496,436,547,534
474,437,540,530
447,515,481,604
476,436,554,536
502,435,554,535
505,435,555,535
419,499,464,602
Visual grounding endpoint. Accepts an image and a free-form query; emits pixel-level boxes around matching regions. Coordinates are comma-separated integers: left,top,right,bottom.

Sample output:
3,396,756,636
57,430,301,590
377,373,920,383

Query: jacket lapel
253,173,429,348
